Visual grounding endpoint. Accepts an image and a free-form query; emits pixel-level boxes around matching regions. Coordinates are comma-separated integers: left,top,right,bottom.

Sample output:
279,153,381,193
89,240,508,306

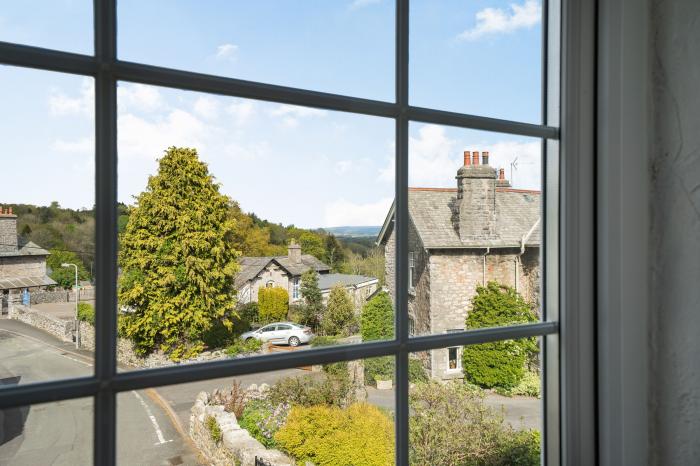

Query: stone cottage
234,241,378,311
0,207,56,310
377,151,541,380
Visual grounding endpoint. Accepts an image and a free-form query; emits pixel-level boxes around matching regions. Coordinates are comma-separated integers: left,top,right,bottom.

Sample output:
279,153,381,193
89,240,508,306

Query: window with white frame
0,1,579,464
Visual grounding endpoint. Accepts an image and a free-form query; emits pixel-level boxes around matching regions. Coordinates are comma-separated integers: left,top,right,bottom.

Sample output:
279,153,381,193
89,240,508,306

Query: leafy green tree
118,147,240,360
360,291,394,341
47,248,90,288
321,285,355,336
258,286,289,323
323,234,346,271
462,282,538,389
298,231,325,260
299,270,323,329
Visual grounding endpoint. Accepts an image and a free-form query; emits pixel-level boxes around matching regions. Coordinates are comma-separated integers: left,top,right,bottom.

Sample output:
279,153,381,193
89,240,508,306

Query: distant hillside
322,226,381,237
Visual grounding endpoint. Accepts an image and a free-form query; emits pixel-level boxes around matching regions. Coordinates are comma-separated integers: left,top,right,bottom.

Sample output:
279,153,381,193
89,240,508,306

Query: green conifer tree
118,147,240,360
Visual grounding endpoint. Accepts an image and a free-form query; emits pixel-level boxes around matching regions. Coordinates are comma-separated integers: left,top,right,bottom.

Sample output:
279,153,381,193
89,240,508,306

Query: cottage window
0,0,601,463
292,277,300,299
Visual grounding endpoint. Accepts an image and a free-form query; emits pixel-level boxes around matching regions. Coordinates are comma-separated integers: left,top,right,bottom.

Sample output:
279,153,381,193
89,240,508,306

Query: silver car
241,322,313,347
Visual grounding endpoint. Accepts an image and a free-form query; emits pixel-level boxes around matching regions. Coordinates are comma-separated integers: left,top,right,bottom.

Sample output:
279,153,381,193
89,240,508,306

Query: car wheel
288,336,300,347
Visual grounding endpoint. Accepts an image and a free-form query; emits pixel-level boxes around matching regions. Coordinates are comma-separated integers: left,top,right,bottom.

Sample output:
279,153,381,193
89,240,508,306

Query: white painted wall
649,0,700,463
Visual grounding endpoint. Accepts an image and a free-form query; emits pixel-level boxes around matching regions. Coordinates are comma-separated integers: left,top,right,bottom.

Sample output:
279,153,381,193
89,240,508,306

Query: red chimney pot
499,168,505,180
472,151,480,166
463,150,471,166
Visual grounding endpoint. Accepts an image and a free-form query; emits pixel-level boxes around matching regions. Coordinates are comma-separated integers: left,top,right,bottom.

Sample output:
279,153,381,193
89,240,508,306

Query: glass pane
0,1,93,55
115,83,394,371
0,66,95,384
0,398,93,464
410,339,542,464
410,0,543,123
118,1,395,101
118,356,395,465
395,123,542,341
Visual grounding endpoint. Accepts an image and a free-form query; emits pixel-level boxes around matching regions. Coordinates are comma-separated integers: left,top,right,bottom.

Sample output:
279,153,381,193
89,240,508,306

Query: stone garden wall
8,305,73,342
190,391,293,466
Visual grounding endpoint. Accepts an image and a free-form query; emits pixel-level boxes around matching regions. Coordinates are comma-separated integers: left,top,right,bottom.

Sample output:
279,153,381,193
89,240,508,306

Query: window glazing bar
93,0,118,464
0,42,560,141
0,377,98,410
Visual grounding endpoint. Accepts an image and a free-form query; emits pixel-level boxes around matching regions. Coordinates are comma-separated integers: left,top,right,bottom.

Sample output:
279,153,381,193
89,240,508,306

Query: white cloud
224,141,271,162
118,84,163,113
379,124,541,190
193,95,221,120
49,78,93,117
52,137,93,155
324,197,393,227
227,99,255,125
270,104,327,128
349,0,382,10
215,43,239,60
457,0,541,41
334,160,353,174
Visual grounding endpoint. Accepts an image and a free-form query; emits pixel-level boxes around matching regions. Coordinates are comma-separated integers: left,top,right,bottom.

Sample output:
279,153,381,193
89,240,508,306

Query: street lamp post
61,263,79,349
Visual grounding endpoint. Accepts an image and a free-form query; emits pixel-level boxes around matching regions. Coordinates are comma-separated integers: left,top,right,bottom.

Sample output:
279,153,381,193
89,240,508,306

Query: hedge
77,302,95,326
275,403,394,466
258,286,289,324
360,291,393,341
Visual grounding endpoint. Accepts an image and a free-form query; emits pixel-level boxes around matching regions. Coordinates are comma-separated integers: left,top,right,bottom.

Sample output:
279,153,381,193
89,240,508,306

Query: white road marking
0,328,93,366
131,390,173,445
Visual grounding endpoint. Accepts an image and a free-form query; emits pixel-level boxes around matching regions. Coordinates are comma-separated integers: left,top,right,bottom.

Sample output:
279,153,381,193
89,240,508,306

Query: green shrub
360,291,393,342
239,400,289,448
300,270,323,330
310,335,340,347
495,371,541,398
321,285,356,336
408,381,540,466
238,302,259,325
225,338,263,357
77,302,95,325
267,373,353,408
275,403,394,466
205,415,222,443
258,286,289,324
364,356,427,385
463,282,538,389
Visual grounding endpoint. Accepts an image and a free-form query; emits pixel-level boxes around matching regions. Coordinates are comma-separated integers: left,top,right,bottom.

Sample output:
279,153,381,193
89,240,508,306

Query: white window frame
292,277,300,300
446,346,461,373
408,251,414,289
0,0,600,464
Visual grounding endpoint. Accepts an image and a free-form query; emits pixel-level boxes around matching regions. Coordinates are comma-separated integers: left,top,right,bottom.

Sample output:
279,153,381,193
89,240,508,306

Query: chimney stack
496,167,511,188
455,152,498,241
288,239,302,264
463,150,471,166
0,205,18,253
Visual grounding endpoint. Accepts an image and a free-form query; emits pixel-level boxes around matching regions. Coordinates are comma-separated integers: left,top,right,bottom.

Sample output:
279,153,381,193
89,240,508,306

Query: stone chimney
496,168,511,188
288,239,302,264
0,207,18,253
456,151,498,240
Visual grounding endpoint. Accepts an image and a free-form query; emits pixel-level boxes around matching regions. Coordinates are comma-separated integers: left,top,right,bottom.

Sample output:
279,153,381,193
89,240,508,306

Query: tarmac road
0,318,200,466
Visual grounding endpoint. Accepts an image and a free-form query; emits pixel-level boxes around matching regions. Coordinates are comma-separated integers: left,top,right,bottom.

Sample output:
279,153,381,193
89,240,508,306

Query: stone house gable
378,151,541,380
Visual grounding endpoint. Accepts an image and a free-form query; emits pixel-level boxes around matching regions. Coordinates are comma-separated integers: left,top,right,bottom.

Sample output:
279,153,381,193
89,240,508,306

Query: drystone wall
8,305,73,342
190,391,293,466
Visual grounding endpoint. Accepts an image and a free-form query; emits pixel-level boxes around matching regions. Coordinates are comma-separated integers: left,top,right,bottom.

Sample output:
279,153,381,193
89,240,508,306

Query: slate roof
317,273,379,291
0,275,57,290
0,238,50,257
234,254,331,289
378,187,541,249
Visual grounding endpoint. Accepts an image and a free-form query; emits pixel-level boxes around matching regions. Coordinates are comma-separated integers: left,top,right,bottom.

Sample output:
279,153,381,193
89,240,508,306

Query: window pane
118,357,395,465
0,1,93,55
115,83,394,371
0,67,95,384
0,398,93,464
410,0,543,123
393,123,543,342
410,340,542,464
117,1,395,101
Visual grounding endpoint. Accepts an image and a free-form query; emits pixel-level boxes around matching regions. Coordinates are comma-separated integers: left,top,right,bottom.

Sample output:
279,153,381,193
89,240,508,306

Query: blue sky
0,0,543,228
